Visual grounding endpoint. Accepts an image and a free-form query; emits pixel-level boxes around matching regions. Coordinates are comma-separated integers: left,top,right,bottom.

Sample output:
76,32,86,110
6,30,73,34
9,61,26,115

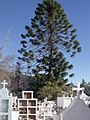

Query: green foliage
38,81,72,100
18,0,81,99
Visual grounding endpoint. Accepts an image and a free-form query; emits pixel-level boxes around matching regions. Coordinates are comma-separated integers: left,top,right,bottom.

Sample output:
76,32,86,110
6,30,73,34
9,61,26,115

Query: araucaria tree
18,0,81,99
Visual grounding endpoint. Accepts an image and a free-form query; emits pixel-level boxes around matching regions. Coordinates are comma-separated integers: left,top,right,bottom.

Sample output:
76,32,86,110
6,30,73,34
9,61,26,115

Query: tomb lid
62,98,90,120
0,80,9,97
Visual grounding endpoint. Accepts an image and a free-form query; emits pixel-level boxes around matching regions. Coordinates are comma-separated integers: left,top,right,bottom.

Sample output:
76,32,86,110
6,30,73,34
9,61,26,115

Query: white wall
12,111,19,120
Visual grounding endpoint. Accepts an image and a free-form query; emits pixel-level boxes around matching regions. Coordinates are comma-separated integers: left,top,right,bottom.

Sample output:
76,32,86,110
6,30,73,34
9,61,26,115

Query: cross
1,80,8,89
73,82,84,97
44,97,48,102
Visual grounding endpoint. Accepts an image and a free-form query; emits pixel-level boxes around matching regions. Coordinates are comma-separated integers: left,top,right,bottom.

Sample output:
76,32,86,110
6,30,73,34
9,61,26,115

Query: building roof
62,98,90,120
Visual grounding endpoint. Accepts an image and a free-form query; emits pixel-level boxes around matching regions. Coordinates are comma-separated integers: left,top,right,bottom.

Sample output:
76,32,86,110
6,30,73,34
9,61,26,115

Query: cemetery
0,80,90,120
0,0,89,120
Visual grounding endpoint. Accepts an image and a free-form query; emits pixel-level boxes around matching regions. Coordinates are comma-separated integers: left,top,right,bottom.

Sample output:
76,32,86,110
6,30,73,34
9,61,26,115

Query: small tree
18,0,81,99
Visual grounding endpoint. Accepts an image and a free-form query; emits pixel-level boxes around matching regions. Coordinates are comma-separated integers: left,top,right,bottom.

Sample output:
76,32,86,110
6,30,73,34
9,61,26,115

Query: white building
57,83,86,109
0,80,19,120
0,80,12,120
56,83,90,120
57,95,74,109
0,81,38,120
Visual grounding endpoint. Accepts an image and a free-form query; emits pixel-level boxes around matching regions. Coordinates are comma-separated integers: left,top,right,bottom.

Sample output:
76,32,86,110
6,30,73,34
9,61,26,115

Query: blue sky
0,0,90,84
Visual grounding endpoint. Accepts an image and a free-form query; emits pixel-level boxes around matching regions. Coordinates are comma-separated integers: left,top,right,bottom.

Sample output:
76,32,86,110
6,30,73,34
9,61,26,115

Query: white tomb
37,97,56,120
62,97,90,120
56,83,90,120
57,95,74,109
0,80,12,120
0,80,19,120
18,91,37,120
57,83,85,109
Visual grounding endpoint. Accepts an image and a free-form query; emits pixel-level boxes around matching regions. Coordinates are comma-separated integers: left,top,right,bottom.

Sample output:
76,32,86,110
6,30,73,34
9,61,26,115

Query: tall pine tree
18,0,81,99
